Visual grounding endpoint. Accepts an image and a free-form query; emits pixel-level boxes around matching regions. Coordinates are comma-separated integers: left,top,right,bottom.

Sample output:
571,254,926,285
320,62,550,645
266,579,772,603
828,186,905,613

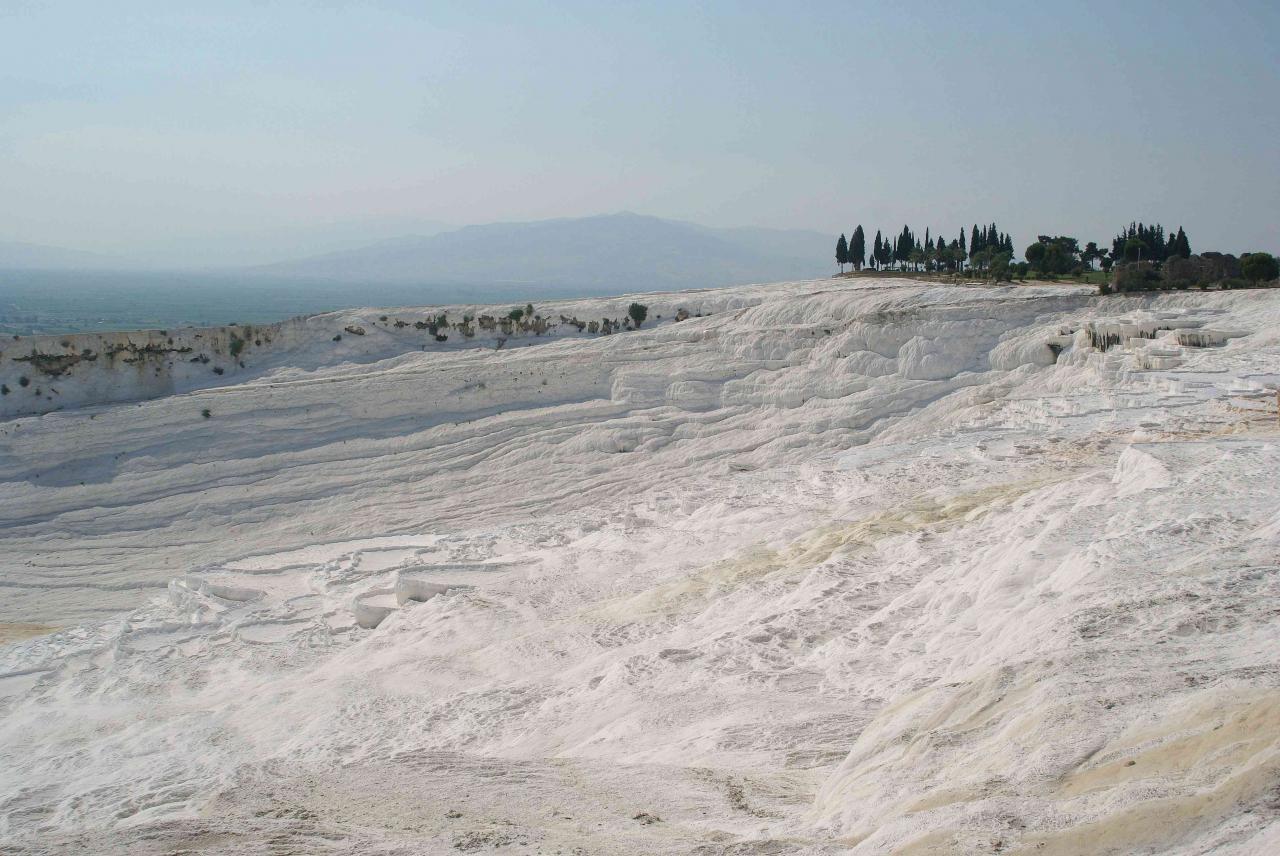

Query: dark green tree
851,225,866,270
1024,242,1047,272
836,234,848,273
903,225,916,267
1081,241,1101,269
990,251,1012,282
1174,227,1191,258
628,302,649,328
1113,222,1182,264
1241,252,1278,283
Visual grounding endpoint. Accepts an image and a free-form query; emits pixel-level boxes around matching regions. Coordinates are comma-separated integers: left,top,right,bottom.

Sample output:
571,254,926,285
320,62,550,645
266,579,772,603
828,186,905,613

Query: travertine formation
1,279,1278,854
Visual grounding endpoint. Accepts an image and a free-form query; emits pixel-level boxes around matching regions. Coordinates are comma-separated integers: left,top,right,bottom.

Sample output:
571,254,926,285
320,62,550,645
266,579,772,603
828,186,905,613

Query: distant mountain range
0,240,136,271
2,214,834,290
253,213,832,289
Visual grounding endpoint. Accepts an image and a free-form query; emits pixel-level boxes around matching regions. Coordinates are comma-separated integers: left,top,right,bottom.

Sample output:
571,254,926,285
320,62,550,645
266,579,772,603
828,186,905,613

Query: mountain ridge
251,212,832,288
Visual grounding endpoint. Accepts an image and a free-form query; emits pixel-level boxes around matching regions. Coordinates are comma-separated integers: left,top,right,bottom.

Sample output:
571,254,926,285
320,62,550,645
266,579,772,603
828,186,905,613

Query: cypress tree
1175,226,1190,258
851,225,865,270
970,224,980,261
873,231,883,269
836,234,848,273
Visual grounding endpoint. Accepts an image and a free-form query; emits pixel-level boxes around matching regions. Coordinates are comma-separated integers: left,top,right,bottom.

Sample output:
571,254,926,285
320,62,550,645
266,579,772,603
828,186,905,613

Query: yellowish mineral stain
0,623,57,645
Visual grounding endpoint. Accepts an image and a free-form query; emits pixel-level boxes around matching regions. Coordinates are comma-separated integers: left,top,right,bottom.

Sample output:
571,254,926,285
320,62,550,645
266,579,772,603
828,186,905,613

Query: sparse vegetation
201,408,212,419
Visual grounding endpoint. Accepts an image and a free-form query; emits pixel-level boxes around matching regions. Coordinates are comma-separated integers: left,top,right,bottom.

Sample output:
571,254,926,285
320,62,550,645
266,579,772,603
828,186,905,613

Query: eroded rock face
0,325,280,417
0,294,700,418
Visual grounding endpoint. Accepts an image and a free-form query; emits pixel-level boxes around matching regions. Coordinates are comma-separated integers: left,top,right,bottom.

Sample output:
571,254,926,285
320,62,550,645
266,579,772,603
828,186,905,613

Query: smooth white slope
1,279,1278,855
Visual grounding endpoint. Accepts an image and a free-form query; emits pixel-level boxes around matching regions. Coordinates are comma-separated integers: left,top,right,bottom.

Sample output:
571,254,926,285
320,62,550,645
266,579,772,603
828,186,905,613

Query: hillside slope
1,280,1279,854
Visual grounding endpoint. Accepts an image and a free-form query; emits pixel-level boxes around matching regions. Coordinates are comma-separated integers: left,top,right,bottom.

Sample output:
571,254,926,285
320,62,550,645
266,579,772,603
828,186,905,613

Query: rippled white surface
1,279,1278,854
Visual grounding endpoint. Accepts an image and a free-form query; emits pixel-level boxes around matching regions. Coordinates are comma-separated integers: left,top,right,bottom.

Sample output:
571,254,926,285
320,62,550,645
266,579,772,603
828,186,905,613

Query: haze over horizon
3,1,1278,267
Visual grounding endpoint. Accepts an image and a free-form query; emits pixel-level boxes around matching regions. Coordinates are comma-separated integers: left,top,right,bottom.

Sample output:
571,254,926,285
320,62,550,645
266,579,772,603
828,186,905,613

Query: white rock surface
1,278,1278,854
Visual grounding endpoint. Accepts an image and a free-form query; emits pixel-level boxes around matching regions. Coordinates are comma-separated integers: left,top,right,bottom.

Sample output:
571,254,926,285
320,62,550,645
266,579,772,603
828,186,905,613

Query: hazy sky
2,1,1277,266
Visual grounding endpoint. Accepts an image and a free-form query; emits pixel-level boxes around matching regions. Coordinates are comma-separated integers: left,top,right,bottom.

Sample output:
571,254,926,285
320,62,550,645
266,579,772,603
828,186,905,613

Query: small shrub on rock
628,302,648,328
